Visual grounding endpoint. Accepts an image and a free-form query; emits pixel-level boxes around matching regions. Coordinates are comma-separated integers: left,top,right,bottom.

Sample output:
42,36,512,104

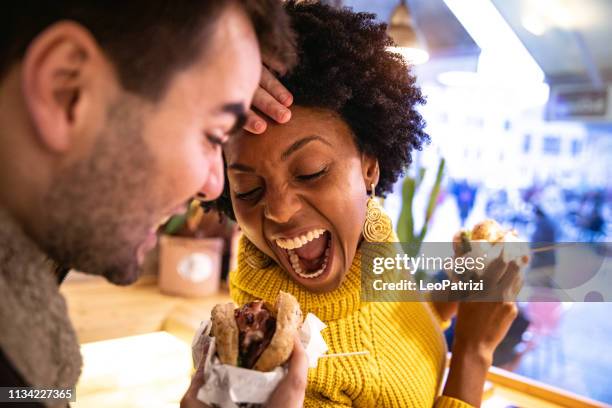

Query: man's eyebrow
228,163,255,172
221,103,247,135
281,136,332,160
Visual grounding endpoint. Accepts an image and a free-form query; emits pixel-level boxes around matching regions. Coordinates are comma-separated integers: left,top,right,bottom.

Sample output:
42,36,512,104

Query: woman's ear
361,153,380,193
21,21,102,153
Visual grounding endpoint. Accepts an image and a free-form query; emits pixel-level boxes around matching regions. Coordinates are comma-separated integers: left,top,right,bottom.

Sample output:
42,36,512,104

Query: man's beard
39,100,161,285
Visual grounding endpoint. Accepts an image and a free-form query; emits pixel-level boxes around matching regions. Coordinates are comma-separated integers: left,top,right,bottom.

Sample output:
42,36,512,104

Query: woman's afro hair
207,0,428,219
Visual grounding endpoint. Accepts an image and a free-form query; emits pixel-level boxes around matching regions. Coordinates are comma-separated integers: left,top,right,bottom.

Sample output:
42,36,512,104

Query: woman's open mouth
275,229,332,279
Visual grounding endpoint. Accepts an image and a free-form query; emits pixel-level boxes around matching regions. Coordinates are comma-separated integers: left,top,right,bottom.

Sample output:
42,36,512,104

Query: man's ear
361,153,380,194
21,21,101,153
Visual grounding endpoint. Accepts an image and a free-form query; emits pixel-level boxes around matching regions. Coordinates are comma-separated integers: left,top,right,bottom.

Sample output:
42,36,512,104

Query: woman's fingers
498,261,523,301
454,300,519,356
483,254,508,285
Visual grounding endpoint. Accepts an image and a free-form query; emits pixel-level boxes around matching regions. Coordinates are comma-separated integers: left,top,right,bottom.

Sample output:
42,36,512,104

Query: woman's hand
244,65,294,134
442,257,523,407
453,299,519,361
180,336,308,408
431,301,458,323
431,236,524,322
453,255,523,354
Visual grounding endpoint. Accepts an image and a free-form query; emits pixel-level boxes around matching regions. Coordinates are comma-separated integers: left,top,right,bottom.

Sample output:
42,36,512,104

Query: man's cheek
158,152,208,203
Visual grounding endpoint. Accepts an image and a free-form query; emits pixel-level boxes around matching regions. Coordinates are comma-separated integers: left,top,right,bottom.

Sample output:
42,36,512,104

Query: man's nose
198,150,225,201
264,185,301,224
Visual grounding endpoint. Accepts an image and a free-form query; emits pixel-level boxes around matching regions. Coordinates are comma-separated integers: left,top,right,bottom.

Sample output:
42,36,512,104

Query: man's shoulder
0,347,48,408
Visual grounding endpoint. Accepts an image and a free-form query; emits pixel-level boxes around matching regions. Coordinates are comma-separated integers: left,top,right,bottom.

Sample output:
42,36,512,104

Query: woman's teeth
275,228,326,250
288,245,330,279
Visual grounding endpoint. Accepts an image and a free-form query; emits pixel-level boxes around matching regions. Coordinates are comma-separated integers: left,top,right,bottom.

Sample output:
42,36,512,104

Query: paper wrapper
191,313,327,408
459,232,531,277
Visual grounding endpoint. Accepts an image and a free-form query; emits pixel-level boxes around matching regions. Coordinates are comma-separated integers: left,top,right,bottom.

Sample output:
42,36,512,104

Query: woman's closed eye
234,166,330,202
235,187,263,201
296,166,328,181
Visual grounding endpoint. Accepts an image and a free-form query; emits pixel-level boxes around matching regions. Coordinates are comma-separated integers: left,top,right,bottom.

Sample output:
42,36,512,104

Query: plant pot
158,235,224,297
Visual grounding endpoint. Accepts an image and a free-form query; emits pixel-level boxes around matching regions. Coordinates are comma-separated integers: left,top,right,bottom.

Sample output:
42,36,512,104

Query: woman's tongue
293,233,328,271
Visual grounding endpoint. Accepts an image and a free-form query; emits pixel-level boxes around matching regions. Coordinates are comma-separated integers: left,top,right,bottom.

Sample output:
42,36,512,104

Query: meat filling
234,301,277,369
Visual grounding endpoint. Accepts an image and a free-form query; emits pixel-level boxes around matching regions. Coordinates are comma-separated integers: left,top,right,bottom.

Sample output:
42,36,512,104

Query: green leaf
423,158,445,226
397,176,416,242
416,167,426,188
163,214,186,235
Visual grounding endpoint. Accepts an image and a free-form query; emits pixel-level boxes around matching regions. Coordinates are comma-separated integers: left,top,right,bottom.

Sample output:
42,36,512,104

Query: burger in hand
454,219,530,265
210,291,302,372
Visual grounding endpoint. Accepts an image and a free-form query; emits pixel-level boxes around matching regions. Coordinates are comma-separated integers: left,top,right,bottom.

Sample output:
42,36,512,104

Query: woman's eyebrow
228,135,331,172
281,135,331,160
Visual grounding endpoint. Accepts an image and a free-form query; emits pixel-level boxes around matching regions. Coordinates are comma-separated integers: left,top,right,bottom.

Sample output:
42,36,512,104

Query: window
523,134,531,153
571,139,582,156
542,136,561,155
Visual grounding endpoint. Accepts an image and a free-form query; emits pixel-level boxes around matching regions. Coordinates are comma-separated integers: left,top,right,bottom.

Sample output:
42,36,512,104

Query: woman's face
224,106,378,292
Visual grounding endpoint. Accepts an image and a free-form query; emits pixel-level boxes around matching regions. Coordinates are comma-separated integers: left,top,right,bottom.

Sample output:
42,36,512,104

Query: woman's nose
264,186,302,224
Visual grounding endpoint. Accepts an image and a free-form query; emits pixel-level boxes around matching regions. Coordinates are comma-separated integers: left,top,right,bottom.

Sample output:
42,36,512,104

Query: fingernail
254,120,264,131
280,93,292,105
278,108,291,122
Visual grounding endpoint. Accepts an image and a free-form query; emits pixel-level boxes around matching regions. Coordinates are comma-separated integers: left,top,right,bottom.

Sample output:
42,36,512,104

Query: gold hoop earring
243,238,272,269
363,183,393,242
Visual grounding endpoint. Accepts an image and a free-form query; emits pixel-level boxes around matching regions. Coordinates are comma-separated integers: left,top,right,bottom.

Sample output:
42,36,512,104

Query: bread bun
210,291,302,372
211,302,239,365
253,291,302,371
471,219,505,242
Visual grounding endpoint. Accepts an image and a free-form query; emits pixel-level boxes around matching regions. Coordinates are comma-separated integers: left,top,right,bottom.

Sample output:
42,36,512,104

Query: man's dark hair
1,1,296,100
209,0,428,219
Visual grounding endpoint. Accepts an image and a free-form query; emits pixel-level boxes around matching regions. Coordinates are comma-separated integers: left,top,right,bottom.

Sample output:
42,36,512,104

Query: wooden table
61,273,230,344
61,275,609,408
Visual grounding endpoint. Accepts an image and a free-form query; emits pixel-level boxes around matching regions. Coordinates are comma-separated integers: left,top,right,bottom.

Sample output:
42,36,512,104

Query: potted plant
158,200,228,297
396,158,445,283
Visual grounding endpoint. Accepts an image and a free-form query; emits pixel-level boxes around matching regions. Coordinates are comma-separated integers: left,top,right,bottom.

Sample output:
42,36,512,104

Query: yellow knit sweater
230,237,473,408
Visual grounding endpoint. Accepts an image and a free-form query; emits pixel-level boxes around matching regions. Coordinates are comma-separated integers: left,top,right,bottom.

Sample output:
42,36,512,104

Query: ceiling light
387,0,429,65
437,71,480,87
522,14,548,36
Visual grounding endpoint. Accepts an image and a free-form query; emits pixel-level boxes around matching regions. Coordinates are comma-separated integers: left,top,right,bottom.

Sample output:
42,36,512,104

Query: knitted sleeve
435,395,475,407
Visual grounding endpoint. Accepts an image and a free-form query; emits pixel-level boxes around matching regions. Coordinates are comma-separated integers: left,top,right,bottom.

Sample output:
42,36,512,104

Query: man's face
39,6,261,284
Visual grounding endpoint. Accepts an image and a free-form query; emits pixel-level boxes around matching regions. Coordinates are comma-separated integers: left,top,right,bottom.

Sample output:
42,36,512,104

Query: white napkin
299,313,329,368
460,232,530,277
